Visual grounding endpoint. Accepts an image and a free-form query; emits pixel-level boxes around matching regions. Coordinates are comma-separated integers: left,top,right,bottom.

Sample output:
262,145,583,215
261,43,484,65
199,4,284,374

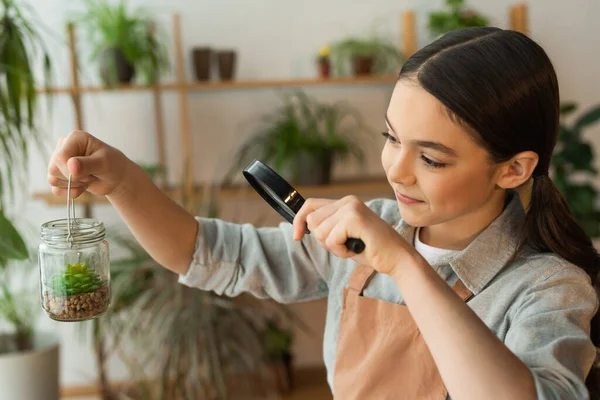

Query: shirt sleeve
177,216,333,303
504,265,599,400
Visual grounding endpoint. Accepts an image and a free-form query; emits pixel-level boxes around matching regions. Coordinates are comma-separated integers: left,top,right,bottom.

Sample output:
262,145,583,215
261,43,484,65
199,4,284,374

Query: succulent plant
47,262,103,296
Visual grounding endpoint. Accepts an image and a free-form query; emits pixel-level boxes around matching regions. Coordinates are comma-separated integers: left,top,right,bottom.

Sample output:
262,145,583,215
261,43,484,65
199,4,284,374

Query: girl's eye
381,132,398,144
421,155,446,169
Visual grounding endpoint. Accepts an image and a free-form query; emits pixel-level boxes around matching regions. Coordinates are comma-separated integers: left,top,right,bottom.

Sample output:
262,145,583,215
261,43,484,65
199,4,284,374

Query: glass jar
39,218,111,322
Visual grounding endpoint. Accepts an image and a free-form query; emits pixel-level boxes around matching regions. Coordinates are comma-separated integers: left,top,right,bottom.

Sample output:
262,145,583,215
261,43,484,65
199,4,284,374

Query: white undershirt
413,227,459,265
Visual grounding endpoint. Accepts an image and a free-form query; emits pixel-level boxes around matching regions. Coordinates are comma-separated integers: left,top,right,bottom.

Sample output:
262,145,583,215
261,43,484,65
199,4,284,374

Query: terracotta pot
100,47,135,84
352,56,373,76
318,60,330,78
217,50,237,81
192,47,212,81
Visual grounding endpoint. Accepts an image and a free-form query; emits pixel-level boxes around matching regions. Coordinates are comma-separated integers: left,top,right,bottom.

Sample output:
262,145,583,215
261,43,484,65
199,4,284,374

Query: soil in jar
42,262,110,321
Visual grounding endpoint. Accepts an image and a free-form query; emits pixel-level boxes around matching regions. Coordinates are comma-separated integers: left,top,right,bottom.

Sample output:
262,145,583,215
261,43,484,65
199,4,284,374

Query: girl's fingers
326,222,355,259
293,198,335,240
51,186,88,199
47,174,92,188
311,205,343,246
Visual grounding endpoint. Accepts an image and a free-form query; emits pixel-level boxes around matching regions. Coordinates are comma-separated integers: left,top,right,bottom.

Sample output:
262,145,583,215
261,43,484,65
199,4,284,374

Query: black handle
304,226,365,254
345,238,365,254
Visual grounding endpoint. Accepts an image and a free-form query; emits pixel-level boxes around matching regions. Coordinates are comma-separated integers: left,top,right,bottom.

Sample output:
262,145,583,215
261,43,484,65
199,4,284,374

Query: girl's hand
48,130,133,198
292,196,422,275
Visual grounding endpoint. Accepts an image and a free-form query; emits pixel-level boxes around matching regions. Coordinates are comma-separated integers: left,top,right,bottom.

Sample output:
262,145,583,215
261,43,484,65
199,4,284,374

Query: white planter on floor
0,332,60,400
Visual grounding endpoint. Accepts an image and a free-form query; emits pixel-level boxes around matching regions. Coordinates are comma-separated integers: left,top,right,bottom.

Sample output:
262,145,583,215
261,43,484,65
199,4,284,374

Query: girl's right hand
47,130,133,198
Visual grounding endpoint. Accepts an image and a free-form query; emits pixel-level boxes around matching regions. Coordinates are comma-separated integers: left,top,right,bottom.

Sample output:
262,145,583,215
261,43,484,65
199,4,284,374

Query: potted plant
316,46,331,78
428,0,489,39
551,102,600,238
0,0,59,399
75,0,170,86
227,91,368,186
262,317,295,394
329,36,403,76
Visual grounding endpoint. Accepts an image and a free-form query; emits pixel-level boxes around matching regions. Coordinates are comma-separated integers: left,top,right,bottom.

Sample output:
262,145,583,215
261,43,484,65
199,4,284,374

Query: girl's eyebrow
385,114,458,157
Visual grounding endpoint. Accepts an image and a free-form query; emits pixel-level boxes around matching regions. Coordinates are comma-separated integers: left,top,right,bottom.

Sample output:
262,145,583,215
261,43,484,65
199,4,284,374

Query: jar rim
41,218,105,246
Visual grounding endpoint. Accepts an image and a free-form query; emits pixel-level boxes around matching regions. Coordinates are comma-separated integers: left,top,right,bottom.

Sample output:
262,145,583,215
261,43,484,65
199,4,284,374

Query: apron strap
451,279,473,302
345,264,474,304
347,264,376,294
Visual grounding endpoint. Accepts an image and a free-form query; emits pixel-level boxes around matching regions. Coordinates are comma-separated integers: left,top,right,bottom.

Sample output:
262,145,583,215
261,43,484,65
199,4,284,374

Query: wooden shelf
38,75,398,95
60,366,331,399
32,178,393,206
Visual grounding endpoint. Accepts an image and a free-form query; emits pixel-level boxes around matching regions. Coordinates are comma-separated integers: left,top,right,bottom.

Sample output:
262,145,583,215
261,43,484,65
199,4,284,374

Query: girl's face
382,80,505,241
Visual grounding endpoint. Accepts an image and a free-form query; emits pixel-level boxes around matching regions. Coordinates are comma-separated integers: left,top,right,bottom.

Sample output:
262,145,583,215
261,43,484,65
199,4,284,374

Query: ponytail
524,175,600,399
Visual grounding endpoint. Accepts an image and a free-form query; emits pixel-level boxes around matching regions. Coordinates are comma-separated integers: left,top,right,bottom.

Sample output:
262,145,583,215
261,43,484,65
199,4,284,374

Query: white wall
11,0,600,388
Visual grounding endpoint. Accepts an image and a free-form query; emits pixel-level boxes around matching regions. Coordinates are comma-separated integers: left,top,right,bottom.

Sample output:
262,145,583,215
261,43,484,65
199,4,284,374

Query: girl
48,27,600,399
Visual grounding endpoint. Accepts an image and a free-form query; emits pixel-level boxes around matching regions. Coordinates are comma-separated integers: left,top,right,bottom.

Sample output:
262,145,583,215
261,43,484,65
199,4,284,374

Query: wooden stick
152,87,167,189
509,4,528,35
148,22,168,189
67,23,84,131
173,14,194,206
402,11,417,58
67,22,92,218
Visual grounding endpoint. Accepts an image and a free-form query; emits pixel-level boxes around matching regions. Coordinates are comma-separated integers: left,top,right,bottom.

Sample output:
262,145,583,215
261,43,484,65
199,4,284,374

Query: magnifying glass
243,159,365,254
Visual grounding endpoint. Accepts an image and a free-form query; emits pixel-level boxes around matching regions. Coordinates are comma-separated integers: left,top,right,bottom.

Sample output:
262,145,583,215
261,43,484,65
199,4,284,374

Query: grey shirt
179,191,599,399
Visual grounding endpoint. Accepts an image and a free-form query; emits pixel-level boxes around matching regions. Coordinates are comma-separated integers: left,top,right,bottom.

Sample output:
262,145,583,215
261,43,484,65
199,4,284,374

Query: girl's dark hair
398,27,600,397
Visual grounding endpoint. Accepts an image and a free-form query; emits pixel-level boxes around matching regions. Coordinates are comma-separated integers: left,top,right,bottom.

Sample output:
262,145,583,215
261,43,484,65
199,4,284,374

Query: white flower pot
0,332,60,400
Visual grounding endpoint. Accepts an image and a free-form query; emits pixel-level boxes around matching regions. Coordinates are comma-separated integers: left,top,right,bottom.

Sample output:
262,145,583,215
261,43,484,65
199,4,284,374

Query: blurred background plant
328,35,403,76
552,102,600,237
73,0,170,86
0,0,54,354
226,90,369,186
428,0,489,38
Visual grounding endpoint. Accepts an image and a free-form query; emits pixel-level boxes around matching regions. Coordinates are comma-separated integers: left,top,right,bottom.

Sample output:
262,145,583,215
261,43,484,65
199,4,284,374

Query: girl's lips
395,191,423,205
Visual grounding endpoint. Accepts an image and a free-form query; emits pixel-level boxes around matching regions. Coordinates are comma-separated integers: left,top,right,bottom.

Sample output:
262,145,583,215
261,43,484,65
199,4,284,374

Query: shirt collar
395,190,525,294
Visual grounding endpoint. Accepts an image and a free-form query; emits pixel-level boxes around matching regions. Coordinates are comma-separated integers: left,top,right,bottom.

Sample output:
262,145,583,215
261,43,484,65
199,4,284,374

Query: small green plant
75,0,170,85
46,262,103,296
329,36,403,75
428,0,489,38
551,102,600,237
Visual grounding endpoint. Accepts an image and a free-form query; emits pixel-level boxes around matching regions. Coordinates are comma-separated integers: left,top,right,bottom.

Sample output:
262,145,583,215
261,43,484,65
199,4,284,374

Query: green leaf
558,125,572,142
563,142,594,171
0,210,28,262
560,102,577,115
563,184,597,221
574,106,600,132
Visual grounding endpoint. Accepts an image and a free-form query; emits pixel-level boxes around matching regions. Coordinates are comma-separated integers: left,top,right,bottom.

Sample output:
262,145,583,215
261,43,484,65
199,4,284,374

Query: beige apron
333,264,473,399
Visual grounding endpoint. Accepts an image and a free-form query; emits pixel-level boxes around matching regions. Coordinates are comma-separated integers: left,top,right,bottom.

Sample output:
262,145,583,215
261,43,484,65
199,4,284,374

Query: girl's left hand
292,196,421,276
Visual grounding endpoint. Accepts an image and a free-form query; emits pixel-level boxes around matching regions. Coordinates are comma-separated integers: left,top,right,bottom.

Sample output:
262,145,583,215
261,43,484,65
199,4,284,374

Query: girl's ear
495,150,539,190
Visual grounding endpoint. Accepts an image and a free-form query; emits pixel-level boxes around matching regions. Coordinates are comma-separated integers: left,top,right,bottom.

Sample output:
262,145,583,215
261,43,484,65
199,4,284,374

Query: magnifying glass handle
345,238,365,254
